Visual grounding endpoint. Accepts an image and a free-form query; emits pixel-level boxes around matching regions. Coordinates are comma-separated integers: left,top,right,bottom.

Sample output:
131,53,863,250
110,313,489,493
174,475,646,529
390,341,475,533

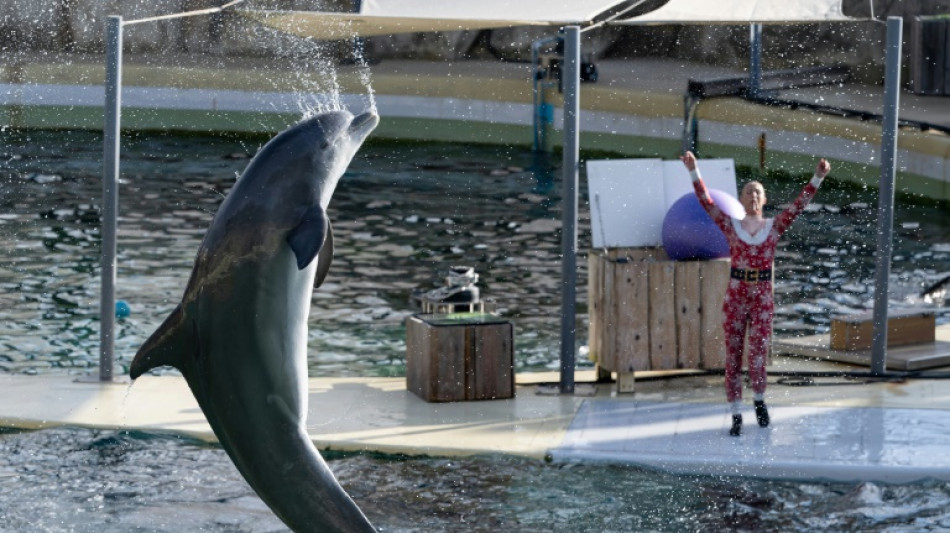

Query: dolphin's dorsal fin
129,304,192,379
315,222,333,288
287,205,328,271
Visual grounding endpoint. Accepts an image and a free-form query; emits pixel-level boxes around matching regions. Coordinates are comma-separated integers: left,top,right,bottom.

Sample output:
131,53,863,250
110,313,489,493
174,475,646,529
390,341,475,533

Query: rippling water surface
3,129,950,531
2,129,949,377
3,427,950,533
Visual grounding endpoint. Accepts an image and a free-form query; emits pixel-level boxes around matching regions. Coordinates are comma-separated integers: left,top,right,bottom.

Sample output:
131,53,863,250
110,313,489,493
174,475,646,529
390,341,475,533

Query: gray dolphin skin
130,110,379,533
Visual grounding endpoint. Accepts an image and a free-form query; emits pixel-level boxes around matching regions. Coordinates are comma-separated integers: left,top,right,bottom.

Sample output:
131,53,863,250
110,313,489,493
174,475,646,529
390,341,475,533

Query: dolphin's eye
320,141,330,150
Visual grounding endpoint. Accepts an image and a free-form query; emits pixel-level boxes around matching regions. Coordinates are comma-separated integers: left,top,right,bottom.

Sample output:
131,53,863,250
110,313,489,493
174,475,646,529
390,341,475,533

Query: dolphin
130,109,379,533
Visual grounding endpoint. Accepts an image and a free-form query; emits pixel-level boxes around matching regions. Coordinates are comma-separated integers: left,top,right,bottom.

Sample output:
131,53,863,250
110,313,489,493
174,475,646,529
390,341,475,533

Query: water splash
248,16,376,122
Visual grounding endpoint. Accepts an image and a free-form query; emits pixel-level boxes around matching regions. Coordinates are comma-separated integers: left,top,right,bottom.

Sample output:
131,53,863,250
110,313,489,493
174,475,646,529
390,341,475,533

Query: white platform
3,362,950,484
552,400,950,483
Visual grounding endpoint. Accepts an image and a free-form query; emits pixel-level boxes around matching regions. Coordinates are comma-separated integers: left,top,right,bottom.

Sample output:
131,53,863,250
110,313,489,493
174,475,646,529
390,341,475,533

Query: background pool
1,128,949,379
4,128,950,531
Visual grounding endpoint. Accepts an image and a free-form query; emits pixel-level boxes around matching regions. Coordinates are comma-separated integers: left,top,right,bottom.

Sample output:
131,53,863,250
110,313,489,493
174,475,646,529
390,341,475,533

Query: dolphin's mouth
349,111,380,137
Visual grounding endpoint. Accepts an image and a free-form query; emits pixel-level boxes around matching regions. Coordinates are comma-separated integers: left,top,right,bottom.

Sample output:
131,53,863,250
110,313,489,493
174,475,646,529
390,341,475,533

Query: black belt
730,267,772,282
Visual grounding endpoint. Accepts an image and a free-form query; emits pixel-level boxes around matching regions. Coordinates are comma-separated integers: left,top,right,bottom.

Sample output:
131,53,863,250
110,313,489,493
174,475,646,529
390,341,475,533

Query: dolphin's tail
212,401,377,532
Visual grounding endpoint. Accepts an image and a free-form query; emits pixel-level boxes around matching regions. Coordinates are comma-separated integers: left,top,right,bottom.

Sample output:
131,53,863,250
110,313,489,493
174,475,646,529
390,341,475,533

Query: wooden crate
588,248,731,373
406,314,514,402
830,309,936,351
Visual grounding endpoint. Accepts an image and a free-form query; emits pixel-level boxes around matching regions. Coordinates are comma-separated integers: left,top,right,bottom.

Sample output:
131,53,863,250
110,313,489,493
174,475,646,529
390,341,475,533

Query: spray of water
248,15,376,121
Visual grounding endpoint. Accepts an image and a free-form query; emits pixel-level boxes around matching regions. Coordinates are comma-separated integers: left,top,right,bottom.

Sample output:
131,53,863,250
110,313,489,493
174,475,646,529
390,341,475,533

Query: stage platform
773,324,950,371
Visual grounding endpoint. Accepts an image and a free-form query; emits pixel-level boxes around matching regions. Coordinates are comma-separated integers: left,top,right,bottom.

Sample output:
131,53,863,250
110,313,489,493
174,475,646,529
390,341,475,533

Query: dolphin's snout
349,111,379,137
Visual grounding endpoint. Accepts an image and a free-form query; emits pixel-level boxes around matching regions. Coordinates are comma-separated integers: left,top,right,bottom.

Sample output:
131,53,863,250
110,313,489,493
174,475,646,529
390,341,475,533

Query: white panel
587,159,666,248
662,158,738,210
588,158,739,249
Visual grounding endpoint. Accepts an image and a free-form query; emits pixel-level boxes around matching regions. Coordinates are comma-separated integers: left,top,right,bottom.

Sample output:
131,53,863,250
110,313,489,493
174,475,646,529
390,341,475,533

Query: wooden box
588,248,732,373
406,314,514,402
830,309,935,351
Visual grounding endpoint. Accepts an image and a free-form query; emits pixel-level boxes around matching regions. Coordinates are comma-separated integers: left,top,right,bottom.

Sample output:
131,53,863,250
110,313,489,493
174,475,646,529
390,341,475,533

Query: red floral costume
690,170,823,402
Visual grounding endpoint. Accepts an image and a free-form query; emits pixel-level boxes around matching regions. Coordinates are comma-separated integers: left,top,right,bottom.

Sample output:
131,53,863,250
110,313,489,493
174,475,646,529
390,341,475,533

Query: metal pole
531,36,558,153
870,16,903,375
682,94,699,154
748,23,763,99
559,26,580,394
100,15,122,382
531,40,542,152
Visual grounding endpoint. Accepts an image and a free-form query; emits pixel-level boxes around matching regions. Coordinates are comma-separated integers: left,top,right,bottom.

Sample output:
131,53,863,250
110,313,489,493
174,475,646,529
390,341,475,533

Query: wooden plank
600,257,619,371
774,334,950,371
615,259,651,372
674,261,702,369
471,322,514,400
615,246,668,262
616,372,636,394
405,316,429,401
699,259,729,369
830,310,936,351
433,322,466,402
648,261,677,370
587,251,603,367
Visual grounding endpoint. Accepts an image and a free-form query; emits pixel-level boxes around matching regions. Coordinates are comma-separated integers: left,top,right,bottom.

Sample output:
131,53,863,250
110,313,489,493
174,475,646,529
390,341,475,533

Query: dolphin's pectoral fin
314,222,334,288
286,205,328,271
129,304,194,379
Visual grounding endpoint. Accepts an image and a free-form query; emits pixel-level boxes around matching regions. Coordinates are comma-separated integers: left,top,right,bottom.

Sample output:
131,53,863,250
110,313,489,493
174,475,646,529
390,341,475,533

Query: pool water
3,129,950,532
2,426,949,532
2,128,949,377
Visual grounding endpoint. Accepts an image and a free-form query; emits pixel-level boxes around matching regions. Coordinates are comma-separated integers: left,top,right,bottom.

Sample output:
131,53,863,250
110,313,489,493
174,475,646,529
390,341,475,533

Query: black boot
729,414,742,437
754,400,770,428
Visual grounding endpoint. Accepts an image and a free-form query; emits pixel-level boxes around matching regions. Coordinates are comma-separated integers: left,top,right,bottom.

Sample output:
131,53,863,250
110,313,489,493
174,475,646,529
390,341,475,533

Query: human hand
816,158,830,179
681,151,697,171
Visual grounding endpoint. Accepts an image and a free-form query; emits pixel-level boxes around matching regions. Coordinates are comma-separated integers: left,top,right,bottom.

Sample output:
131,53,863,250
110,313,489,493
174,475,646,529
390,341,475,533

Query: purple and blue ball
661,189,745,261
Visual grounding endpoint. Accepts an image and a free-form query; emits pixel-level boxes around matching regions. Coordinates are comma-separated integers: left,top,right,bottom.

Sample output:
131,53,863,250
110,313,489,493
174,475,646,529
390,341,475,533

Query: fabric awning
240,0,633,40
242,0,857,41
614,0,855,25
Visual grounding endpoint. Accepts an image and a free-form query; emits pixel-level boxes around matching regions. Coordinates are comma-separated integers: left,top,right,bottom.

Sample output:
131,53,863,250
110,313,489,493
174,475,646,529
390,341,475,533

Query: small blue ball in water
115,300,131,318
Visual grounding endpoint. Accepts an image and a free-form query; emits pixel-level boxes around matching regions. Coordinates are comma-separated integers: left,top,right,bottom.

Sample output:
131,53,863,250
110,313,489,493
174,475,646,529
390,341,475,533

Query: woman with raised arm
680,151,831,436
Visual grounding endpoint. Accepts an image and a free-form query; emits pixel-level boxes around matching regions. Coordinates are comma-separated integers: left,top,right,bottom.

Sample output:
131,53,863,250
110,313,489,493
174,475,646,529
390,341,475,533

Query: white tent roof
241,0,632,40
241,0,855,40
358,0,630,23
615,0,853,25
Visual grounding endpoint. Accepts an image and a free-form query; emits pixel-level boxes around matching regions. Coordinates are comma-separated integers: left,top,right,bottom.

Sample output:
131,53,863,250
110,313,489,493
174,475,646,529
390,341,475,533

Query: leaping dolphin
130,110,379,533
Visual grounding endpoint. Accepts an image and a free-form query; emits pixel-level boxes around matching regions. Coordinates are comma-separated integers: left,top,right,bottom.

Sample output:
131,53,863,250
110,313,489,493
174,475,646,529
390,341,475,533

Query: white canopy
358,0,630,23
242,0,855,40
615,0,853,25
241,0,632,40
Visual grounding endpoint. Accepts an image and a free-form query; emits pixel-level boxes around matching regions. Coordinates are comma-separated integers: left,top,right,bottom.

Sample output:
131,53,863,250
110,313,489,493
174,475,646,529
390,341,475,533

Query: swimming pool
2,426,949,532
2,128,948,378
3,128,950,531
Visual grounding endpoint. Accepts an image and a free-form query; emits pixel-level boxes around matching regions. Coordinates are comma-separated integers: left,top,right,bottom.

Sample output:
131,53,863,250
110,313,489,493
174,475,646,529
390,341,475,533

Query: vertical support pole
100,15,122,382
682,94,699,155
560,26,580,394
870,16,903,375
352,0,364,62
531,41,542,153
531,36,558,153
748,23,763,99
